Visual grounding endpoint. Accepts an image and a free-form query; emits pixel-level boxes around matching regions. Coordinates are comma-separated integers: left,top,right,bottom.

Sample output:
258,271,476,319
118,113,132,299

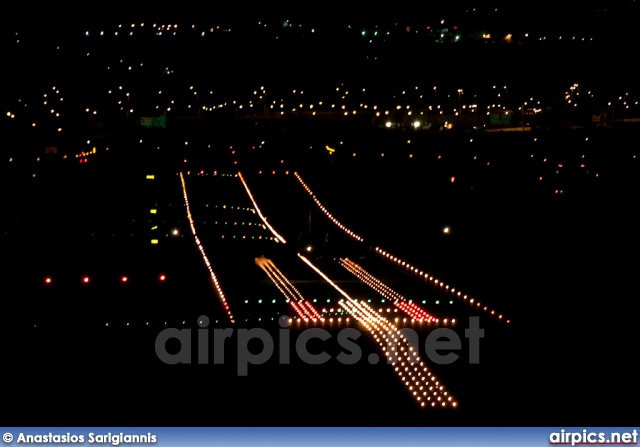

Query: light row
394,301,442,324
237,171,287,243
255,256,300,304
294,172,364,242
341,296,457,408
43,274,167,285
339,257,441,323
31,317,324,328
219,235,277,240
298,254,456,408
374,247,510,324
290,300,324,323
255,256,323,323
288,316,350,324
180,172,235,323
200,221,266,227
294,178,497,330
192,170,291,176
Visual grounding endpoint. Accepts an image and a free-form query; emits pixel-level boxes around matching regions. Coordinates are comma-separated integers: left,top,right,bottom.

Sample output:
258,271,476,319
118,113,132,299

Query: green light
449,300,454,304
146,322,149,325
245,300,249,304
272,299,276,303
435,301,440,305
258,299,262,304
422,300,426,304
313,299,317,302
381,299,385,303
106,323,109,326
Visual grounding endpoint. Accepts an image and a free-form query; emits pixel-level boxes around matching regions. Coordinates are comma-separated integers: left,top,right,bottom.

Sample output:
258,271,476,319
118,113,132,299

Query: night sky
2,1,636,27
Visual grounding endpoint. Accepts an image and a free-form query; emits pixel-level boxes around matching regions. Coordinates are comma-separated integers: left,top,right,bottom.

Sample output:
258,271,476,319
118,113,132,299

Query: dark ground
1,118,638,426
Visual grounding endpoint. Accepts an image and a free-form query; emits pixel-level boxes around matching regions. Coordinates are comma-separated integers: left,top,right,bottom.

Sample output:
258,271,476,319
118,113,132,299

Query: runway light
159,274,166,281
82,276,90,283
121,276,128,282
44,277,52,284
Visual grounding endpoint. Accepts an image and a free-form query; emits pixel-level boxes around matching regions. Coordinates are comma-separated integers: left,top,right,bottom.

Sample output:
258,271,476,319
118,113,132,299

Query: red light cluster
394,300,437,323
290,300,323,322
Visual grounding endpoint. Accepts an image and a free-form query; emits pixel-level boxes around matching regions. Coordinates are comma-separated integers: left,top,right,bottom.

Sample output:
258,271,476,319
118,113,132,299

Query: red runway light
159,274,166,281
44,277,52,284
82,276,90,283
